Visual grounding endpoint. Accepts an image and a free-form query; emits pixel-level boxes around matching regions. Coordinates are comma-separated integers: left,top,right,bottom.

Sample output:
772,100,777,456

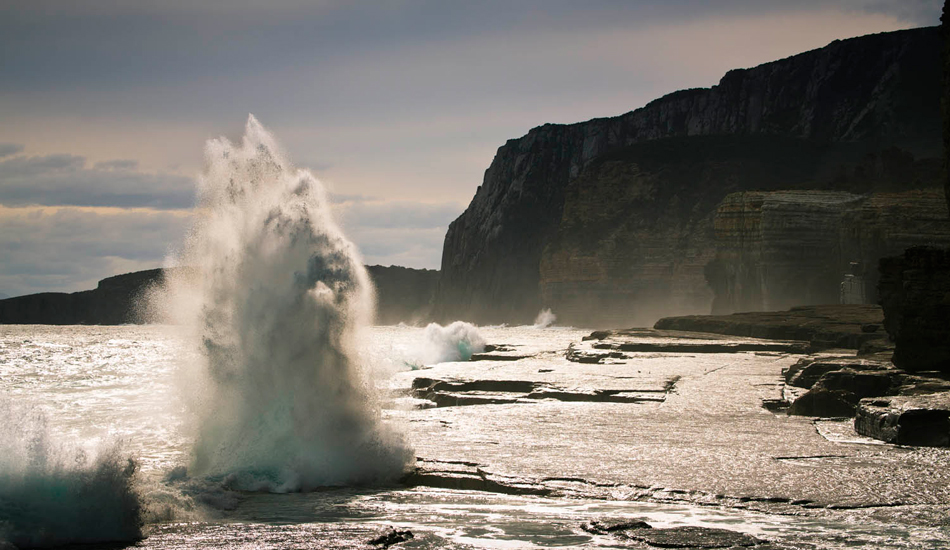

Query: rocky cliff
879,247,950,373
708,189,950,314
0,265,439,326
0,269,167,325
872,2,950,375
437,27,942,326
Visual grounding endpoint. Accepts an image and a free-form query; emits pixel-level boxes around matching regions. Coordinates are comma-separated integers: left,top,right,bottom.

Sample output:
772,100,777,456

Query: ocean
1,323,948,549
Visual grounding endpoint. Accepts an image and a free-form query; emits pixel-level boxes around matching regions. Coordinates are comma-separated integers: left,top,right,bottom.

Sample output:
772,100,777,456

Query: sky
0,0,942,297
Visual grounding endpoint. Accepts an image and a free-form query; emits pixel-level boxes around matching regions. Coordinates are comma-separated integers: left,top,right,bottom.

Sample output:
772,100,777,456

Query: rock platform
654,305,888,351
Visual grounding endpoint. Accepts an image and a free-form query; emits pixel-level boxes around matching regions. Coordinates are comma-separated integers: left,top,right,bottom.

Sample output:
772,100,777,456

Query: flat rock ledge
581,520,786,549
410,377,674,407
855,393,950,446
654,305,888,352
778,355,950,446
572,328,807,364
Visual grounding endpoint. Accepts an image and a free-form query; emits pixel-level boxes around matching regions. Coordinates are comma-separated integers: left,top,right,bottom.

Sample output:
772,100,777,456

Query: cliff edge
436,27,942,326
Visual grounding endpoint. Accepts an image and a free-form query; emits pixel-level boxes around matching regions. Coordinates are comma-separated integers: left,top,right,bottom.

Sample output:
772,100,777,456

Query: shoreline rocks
654,305,888,352
855,393,950,446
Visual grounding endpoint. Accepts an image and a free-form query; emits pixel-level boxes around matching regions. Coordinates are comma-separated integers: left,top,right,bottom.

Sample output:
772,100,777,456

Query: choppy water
1,323,949,549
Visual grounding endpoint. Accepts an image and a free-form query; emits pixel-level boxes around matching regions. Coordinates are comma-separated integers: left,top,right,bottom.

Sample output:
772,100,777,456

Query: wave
0,400,142,548
159,115,412,492
420,321,486,364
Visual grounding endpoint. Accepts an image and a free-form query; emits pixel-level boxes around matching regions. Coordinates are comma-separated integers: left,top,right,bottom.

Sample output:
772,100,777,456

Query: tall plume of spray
163,115,411,491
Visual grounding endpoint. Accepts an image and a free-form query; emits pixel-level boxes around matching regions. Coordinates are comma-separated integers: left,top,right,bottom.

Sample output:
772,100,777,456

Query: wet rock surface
367,527,414,548
782,354,950,424
581,520,773,548
855,393,950,446
570,328,808,365
410,373,674,407
654,305,888,351
395,326,950,518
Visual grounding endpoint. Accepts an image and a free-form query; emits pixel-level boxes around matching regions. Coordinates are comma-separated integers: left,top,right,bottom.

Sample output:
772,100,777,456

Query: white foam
420,321,487,364
0,399,142,547
160,115,412,491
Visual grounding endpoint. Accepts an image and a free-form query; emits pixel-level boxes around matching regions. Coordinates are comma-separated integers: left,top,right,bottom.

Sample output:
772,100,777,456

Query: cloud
0,205,191,296
0,153,195,209
346,227,446,269
336,199,463,230
329,198,462,269
0,143,24,159
93,159,139,171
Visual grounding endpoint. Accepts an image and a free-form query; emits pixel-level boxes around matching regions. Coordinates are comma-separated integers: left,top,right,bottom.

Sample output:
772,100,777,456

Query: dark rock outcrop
855,393,950,446
654,305,888,351
784,357,893,389
788,368,902,417
709,189,950,314
436,27,942,326
781,355,950,425
0,269,167,325
944,0,950,215
410,375,672,407
582,521,767,548
878,247,950,373
0,265,440,326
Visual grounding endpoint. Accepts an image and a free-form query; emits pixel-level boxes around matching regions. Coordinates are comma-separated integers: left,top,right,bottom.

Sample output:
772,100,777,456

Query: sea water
1,324,949,549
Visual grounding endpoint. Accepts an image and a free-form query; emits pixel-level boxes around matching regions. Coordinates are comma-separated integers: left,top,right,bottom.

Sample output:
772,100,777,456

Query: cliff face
709,189,950,314
879,248,950,373
0,269,166,325
0,266,439,326
437,27,942,325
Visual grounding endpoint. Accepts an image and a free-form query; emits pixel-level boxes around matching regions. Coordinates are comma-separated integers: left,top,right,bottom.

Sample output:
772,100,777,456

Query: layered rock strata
437,27,942,325
855,393,950,446
654,305,888,351
878,247,950,373
708,189,950,314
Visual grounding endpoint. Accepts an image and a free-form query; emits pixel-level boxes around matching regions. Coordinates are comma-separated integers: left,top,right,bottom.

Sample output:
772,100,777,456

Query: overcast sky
0,0,941,296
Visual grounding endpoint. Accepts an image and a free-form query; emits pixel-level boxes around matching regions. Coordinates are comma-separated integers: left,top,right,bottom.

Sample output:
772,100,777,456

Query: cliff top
512,26,939,140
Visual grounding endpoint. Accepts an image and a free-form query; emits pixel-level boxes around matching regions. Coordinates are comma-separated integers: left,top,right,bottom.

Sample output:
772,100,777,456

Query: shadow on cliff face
436,26,944,328
539,135,948,326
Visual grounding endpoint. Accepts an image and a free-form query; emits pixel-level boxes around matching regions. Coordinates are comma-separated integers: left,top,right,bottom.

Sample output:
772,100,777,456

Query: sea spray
532,308,557,328
0,398,142,547
420,321,486,364
162,115,411,491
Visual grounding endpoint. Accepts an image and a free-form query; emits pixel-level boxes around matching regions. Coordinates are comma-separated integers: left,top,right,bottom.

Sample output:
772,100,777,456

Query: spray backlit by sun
164,115,411,491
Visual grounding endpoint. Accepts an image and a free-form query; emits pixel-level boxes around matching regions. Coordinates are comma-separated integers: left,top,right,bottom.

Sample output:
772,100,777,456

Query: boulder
855,393,950,446
788,389,857,417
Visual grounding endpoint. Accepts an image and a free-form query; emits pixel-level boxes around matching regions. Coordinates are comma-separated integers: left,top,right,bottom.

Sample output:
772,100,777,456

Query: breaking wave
0,399,142,548
161,115,411,492
420,321,486,364
532,308,557,328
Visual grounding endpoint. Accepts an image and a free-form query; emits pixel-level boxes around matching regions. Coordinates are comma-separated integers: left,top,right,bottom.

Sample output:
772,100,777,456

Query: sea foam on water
420,321,486,364
163,115,412,491
0,399,142,547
